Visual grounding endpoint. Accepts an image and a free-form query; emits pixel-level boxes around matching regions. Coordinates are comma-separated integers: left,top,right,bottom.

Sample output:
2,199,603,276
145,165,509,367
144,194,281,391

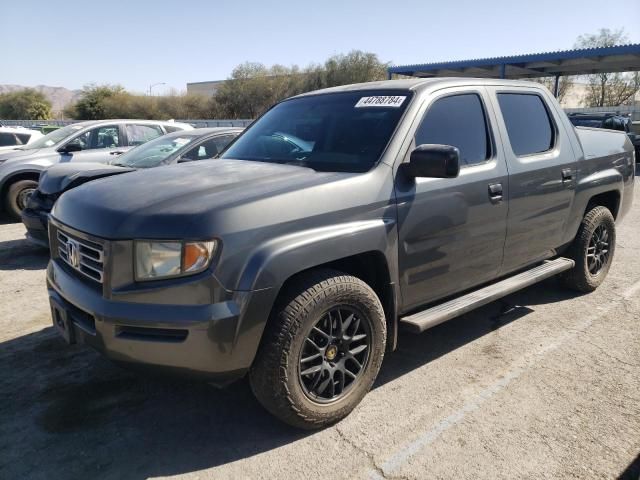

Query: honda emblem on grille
67,239,80,269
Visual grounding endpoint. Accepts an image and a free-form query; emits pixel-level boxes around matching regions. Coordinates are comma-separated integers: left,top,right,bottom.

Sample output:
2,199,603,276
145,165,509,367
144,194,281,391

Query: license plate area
50,299,76,344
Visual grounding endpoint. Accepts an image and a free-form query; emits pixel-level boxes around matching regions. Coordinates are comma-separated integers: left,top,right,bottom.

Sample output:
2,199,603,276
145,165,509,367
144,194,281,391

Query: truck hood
53,159,351,239
39,162,133,195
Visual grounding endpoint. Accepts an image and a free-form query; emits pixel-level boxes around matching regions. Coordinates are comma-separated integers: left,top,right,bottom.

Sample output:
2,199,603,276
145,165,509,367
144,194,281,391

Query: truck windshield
221,90,412,172
21,124,84,149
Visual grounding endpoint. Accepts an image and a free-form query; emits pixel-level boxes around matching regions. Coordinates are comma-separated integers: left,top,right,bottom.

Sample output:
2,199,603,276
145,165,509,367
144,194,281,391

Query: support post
499,64,506,79
553,74,561,98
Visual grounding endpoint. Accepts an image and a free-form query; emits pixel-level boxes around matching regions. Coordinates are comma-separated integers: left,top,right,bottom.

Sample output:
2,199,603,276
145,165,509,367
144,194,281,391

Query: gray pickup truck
46,79,635,429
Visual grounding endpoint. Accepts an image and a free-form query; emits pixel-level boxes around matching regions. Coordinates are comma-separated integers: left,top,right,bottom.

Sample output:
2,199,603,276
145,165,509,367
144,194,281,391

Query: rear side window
126,124,163,146
15,133,31,144
0,132,18,147
498,93,554,156
414,93,491,166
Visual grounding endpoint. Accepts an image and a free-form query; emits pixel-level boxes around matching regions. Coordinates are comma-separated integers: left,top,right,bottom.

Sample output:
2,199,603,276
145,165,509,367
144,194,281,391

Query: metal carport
388,44,640,96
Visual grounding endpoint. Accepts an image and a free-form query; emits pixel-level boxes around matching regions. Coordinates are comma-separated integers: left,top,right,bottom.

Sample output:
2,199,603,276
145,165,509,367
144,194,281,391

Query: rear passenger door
488,88,577,275
396,87,509,310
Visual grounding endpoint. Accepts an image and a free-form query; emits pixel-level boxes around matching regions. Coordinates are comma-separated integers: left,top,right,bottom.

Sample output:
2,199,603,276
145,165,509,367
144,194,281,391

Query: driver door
395,88,509,311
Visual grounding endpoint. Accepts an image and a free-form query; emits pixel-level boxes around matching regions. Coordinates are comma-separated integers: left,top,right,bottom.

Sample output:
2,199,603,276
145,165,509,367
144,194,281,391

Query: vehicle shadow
0,235,48,270
0,212,18,225
618,452,640,480
0,278,583,479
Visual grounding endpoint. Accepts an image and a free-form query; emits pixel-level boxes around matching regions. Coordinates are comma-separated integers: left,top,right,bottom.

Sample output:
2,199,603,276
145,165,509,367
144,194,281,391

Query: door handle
488,183,503,203
110,151,125,155
561,168,573,182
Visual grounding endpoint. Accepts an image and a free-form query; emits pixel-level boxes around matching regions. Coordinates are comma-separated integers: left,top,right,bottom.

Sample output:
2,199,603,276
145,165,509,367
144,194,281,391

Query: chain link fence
0,119,253,128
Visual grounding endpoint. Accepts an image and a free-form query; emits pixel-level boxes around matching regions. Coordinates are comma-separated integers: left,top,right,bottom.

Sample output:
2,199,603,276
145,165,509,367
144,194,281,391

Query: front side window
221,90,412,173
67,126,120,150
498,93,554,156
126,124,164,146
414,93,491,166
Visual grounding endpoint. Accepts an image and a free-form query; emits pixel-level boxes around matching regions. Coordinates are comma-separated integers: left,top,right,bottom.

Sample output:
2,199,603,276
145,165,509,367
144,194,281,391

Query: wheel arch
0,169,42,212
274,251,398,352
0,169,41,200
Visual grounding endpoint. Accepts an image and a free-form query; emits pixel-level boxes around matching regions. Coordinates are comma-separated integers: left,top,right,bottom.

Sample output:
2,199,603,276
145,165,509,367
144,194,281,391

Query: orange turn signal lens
182,241,217,273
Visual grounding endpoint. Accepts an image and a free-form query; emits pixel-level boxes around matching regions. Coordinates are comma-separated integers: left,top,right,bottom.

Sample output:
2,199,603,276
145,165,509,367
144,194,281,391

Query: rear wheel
562,206,615,292
5,179,38,221
249,269,386,429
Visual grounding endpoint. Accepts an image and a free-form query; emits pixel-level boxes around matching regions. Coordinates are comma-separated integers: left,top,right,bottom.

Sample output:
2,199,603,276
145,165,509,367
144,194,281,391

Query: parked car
0,119,192,220
0,126,43,152
568,112,640,157
47,79,635,429
22,127,242,247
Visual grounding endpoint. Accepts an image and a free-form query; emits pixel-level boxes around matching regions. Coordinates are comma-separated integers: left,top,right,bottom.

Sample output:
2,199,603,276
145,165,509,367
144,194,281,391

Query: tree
531,76,573,104
322,51,388,88
0,89,52,120
65,84,126,119
215,51,389,118
574,28,640,107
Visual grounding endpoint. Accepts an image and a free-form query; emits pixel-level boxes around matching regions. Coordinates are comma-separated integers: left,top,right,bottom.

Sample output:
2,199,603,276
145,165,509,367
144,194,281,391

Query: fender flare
563,167,624,244
230,219,399,362
235,218,397,292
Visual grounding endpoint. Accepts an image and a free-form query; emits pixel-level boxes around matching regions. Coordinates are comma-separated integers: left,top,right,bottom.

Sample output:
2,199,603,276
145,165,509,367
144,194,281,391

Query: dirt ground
1,183,639,480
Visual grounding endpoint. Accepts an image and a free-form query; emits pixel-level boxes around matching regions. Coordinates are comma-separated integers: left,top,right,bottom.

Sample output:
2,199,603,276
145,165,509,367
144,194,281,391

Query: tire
562,206,616,292
249,269,386,429
6,179,38,221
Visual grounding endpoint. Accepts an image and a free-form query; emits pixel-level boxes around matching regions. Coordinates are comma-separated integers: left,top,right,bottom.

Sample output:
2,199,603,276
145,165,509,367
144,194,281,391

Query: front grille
57,230,104,284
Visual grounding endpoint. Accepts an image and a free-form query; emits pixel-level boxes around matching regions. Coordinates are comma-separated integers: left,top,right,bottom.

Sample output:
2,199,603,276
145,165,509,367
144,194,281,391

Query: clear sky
3,0,639,94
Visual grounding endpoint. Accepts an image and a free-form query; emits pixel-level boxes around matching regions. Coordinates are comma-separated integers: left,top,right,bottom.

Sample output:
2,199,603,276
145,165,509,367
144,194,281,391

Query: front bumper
47,258,273,383
21,207,49,247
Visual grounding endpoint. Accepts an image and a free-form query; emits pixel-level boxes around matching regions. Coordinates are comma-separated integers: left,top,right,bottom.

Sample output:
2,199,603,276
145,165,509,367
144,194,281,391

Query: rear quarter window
497,93,555,156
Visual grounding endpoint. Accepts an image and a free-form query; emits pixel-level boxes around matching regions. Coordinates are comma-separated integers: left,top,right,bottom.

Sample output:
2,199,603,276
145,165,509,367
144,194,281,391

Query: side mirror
177,156,197,163
405,144,460,179
59,143,82,154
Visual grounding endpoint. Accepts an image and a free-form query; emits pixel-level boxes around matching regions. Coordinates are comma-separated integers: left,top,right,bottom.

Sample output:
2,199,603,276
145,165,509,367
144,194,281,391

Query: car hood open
39,162,133,195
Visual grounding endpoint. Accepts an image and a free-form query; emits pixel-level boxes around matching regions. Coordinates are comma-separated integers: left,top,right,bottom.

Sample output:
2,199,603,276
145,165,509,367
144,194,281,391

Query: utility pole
148,82,166,96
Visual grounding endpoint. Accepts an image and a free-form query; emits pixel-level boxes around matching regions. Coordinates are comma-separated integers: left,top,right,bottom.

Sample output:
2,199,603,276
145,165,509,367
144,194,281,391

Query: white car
0,126,43,152
0,119,193,219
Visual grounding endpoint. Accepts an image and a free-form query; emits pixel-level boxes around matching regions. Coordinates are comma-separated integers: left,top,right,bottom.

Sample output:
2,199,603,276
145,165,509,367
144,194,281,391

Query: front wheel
249,269,386,429
562,205,616,292
6,179,38,221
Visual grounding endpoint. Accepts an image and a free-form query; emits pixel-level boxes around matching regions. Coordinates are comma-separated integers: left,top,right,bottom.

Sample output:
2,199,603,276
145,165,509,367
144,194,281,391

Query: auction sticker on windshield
355,96,406,108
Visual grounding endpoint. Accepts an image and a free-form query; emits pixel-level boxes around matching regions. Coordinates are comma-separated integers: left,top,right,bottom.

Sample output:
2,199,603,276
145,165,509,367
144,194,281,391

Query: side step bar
400,258,575,334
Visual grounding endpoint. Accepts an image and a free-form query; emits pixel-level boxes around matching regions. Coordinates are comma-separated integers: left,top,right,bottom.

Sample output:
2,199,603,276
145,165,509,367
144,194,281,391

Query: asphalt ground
0,183,639,480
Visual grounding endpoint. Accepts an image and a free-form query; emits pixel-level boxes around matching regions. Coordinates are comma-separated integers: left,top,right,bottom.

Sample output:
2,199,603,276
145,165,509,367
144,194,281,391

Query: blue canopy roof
388,44,640,79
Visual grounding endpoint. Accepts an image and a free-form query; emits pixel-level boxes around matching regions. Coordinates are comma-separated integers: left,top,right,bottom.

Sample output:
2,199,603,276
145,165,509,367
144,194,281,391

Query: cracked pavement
1,179,639,480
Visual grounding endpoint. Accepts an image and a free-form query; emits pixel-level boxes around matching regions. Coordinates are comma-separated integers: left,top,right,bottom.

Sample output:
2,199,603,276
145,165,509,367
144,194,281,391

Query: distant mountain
0,84,82,116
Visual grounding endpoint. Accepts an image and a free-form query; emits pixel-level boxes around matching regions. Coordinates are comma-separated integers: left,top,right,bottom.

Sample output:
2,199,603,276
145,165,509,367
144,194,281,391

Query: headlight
135,240,218,281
